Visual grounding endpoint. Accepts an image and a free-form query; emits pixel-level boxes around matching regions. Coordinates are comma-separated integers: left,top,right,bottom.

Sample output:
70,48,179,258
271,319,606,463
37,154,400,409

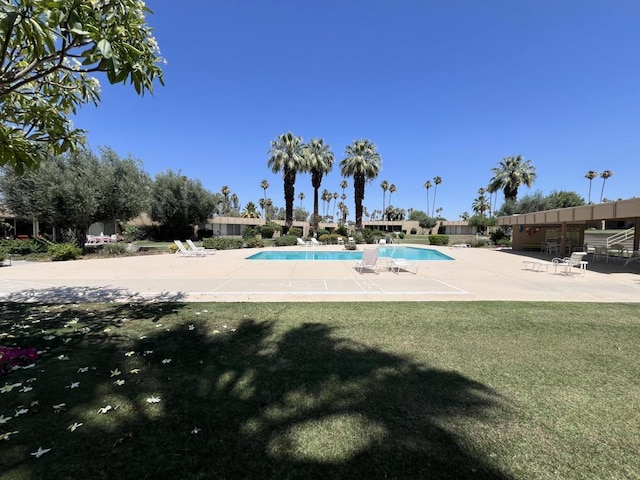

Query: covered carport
498,198,640,255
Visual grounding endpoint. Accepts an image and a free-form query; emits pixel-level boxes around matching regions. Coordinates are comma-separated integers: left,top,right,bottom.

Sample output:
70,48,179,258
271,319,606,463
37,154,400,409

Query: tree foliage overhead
0,146,151,240
0,0,165,172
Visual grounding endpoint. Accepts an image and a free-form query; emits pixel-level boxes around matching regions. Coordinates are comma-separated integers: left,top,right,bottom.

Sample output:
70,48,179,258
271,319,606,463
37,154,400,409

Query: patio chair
389,258,418,274
297,237,310,246
552,251,588,275
186,239,215,255
623,250,640,267
174,240,205,257
348,237,355,245
310,237,324,246
355,248,380,274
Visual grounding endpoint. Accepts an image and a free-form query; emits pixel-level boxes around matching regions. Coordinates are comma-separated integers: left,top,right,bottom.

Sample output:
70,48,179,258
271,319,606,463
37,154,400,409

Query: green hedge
202,237,244,250
48,242,81,261
428,235,449,246
274,235,298,247
0,239,49,255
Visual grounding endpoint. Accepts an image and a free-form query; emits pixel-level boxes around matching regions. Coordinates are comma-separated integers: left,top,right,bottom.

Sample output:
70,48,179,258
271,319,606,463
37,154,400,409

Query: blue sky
72,0,640,220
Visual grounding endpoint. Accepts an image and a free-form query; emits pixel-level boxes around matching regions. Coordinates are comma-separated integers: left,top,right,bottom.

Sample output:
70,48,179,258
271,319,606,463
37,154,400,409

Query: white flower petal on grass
202,309,208,313
67,422,83,432
57,355,69,361
77,367,89,373
0,431,18,441
191,427,201,434
19,386,33,393
139,335,147,340
103,328,111,332
43,335,56,340
0,415,12,425
98,405,113,414
30,400,39,406
15,408,28,416
53,403,66,413
110,369,121,377
161,359,172,364
65,382,79,389
143,350,153,355
188,324,195,330
146,396,161,404
1,382,22,393
129,368,141,374
114,379,125,386
31,447,51,458
124,351,135,357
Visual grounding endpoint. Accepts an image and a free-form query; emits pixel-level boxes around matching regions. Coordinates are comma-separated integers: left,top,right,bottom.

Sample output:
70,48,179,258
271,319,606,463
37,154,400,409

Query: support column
634,217,639,252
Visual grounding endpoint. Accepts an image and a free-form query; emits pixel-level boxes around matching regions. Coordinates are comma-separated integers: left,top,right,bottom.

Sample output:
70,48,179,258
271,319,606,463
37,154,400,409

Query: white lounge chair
522,259,553,272
187,239,215,255
348,237,355,245
389,258,418,274
552,251,588,275
310,237,324,246
355,248,380,274
297,237,311,246
174,240,205,257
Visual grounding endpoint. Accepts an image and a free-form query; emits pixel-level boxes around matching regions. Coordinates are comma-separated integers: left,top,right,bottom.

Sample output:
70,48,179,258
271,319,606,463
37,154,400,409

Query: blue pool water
246,246,453,261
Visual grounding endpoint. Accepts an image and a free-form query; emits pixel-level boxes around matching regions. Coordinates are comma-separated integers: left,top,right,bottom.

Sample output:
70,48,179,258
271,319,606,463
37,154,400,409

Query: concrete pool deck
0,244,638,303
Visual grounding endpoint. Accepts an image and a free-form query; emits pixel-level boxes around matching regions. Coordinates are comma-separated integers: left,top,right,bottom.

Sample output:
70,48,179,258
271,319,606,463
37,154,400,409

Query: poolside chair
355,248,380,274
389,258,418,274
297,237,310,246
174,240,205,257
186,239,215,255
378,239,386,245
552,251,588,275
348,237,355,245
310,237,324,246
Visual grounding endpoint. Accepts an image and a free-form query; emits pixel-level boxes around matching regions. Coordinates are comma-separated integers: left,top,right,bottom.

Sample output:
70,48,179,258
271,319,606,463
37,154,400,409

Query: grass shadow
1,306,513,479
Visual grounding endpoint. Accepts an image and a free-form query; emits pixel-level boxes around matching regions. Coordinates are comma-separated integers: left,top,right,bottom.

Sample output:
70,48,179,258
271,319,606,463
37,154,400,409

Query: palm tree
388,184,396,206
241,202,260,218
584,170,598,203
321,189,330,217
230,193,239,214
485,182,498,217
221,186,230,214
267,132,306,232
599,170,613,203
340,139,382,231
304,138,334,229
423,180,432,217
460,211,470,221
472,194,490,217
380,180,389,213
432,176,442,217
260,179,269,217
340,180,348,198
298,192,305,208
489,155,536,202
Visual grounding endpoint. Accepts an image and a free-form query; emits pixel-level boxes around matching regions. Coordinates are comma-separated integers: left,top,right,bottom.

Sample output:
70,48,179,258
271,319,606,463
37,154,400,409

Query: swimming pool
246,246,453,261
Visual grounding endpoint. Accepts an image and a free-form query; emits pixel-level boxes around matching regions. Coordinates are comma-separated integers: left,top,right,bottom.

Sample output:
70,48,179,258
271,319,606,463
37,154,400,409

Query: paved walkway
0,245,638,303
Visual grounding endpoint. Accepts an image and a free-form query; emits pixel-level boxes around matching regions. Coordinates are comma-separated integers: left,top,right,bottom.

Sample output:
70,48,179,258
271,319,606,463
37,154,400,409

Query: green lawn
1,302,638,479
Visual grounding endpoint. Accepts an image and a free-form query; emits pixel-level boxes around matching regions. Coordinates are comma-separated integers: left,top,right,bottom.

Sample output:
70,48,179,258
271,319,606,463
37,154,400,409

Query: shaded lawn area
1,302,638,480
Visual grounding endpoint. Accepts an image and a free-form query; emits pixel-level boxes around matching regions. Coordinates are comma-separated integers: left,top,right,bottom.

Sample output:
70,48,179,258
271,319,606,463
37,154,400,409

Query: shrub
123,225,147,242
101,243,129,256
496,238,511,247
48,242,81,261
490,228,509,244
242,226,261,240
0,238,48,255
202,237,244,250
244,236,264,248
428,235,449,246
0,249,6,264
398,232,405,239
316,228,329,237
335,225,348,236
274,235,298,247
410,228,417,234
470,238,489,248
344,243,357,250
288,227,302,238
260,225,275,239
168,243,178,253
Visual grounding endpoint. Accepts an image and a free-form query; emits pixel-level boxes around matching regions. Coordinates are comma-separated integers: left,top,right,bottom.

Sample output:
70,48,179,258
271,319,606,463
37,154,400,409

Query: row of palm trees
422,177,443,218
267,132,381,232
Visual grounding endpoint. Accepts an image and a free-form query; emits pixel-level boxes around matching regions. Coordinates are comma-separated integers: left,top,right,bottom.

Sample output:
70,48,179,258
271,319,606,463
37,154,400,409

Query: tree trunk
354,174,365,231
283,167,296,233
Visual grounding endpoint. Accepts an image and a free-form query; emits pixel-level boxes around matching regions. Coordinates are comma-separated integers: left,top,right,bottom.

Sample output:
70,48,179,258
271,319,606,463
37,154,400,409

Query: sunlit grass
1,302,638,479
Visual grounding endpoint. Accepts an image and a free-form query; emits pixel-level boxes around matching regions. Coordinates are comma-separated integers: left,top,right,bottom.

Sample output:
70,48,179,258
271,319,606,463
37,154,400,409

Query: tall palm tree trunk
311,172,321,229
354,174,365,231
283,167,296,232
